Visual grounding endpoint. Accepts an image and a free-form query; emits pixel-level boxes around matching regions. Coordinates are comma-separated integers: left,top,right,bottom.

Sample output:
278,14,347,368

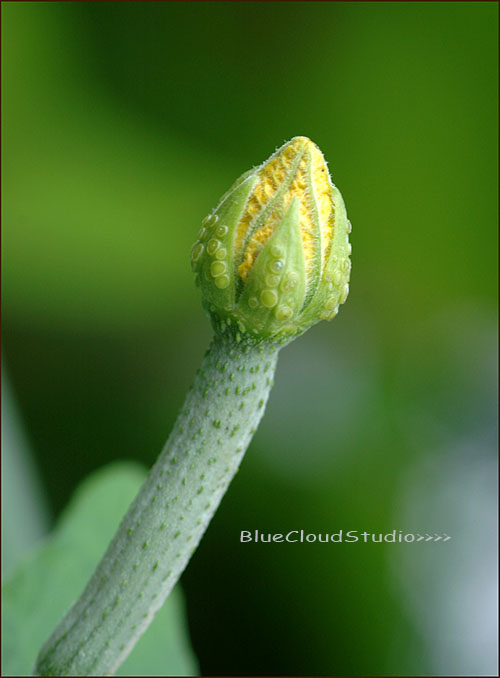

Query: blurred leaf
1,463,198,677
1,368,49,578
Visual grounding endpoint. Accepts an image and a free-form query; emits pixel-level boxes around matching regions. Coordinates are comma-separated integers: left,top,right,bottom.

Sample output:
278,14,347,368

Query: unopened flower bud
191,136,352,343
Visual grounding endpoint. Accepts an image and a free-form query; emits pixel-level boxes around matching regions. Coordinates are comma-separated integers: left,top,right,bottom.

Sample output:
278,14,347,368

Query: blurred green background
2,1,498,676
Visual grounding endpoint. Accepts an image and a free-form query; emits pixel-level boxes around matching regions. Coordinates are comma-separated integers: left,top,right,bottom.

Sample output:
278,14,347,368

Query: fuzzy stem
35,335,279,676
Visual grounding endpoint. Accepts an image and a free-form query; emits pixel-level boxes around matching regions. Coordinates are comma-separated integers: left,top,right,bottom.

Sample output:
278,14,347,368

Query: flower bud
191,136,352,343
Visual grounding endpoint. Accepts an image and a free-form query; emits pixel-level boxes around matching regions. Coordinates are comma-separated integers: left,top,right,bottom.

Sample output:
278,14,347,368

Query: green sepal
301,145,323,309
301,183,351,326
193,173,258,320
236,197,307,340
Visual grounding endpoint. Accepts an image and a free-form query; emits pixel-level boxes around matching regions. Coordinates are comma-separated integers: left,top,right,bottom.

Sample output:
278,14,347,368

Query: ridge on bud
190,136,352,344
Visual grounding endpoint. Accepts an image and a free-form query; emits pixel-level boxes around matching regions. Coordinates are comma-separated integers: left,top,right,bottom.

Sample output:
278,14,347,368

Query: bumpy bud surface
191,136,352,343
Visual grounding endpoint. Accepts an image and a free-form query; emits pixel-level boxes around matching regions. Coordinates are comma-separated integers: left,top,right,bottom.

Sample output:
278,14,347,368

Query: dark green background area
2,2,497,676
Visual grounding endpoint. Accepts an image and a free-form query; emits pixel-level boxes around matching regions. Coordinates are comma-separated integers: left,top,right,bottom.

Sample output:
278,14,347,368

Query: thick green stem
35,335,279,676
